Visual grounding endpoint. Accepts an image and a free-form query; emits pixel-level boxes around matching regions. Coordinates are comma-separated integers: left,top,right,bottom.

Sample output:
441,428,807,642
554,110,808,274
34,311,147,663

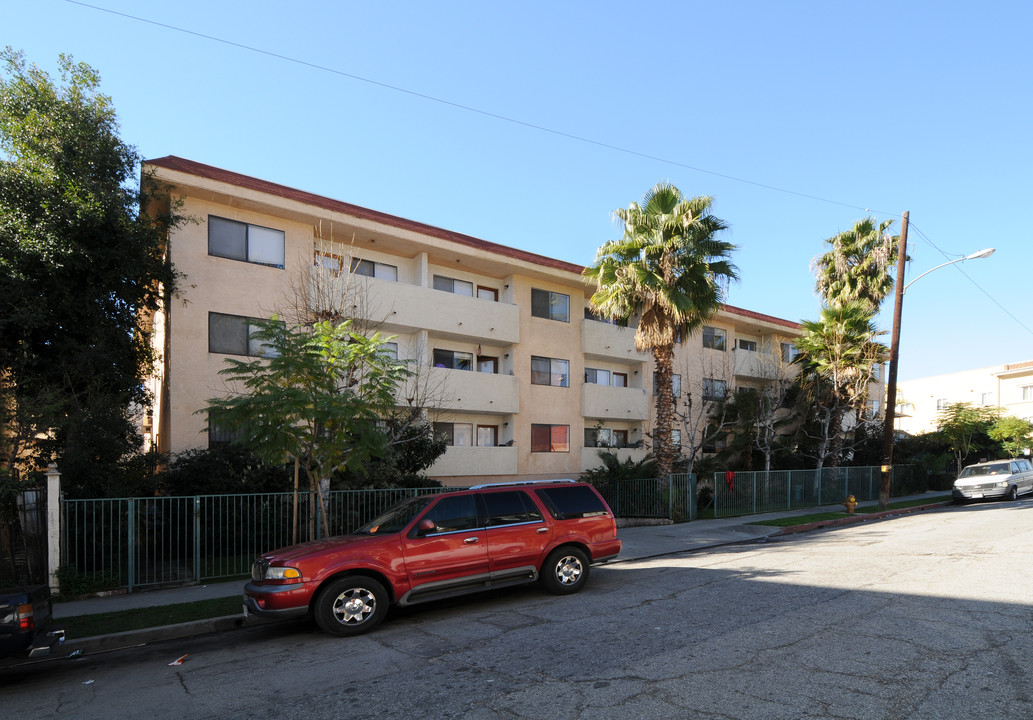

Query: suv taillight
17,603,34,631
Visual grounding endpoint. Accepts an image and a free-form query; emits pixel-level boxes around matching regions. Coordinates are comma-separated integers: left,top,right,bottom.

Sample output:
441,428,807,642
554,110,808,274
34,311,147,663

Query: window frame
702,377,727,402
531,356,570,387
702,326,727,351
350,257,398,281
433,275,474,296
208,215,286,269
433,348,473,371
208,312,276,357
531,288,570,323
531,424,570,453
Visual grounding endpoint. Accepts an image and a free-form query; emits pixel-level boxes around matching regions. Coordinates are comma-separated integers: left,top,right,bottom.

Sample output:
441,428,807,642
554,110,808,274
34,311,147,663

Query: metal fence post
668,475,673,522
127,499,135,593
193,496,201,585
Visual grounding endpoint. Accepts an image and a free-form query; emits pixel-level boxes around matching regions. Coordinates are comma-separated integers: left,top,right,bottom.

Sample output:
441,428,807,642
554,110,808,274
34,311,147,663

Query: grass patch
750,495,952,528
56,596,244,639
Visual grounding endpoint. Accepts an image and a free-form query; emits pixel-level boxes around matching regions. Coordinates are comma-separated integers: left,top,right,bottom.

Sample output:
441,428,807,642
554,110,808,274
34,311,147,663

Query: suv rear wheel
314,576,388,636
541,547,590,595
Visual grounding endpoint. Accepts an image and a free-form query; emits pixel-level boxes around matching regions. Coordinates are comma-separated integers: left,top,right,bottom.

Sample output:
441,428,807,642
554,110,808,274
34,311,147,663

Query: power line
907,221,1033,337
62,1,1027,338
65,0,880,215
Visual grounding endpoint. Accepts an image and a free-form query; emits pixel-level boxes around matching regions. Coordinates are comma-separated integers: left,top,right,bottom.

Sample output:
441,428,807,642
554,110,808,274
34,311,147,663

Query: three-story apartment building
143,156,803,486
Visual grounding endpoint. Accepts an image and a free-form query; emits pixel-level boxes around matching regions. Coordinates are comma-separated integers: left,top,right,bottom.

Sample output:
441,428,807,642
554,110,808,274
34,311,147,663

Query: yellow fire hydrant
844,495,857,513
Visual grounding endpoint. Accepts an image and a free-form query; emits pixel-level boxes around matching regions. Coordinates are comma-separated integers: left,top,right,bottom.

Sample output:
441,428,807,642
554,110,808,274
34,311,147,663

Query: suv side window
535,486,608,519
418,495,481,535
482,491,543,527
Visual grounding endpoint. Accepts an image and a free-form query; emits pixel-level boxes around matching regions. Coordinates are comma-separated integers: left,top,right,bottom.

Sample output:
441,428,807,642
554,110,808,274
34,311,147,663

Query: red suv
243,480,621,636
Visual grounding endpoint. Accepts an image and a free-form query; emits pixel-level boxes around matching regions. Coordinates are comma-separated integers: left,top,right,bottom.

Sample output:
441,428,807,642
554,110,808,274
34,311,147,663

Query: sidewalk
38,492,950,658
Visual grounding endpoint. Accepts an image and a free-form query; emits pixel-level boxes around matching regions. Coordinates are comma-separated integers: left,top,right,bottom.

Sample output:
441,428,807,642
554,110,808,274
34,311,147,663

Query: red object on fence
724,471,735,492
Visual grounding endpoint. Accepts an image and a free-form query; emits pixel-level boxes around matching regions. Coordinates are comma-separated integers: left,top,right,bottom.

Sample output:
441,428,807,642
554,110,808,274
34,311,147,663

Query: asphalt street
3,495,1031,719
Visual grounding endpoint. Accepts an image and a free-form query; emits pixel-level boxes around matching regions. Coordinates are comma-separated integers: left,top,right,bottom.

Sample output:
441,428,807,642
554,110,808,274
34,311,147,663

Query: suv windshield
355,498,431,535
959,463,1011,478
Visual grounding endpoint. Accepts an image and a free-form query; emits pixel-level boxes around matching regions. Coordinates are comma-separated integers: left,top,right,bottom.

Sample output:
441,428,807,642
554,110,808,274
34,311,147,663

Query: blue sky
5,0,1031,381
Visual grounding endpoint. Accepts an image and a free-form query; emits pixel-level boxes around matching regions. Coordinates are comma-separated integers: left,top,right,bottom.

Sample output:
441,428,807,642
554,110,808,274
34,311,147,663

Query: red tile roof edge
145,156,800,329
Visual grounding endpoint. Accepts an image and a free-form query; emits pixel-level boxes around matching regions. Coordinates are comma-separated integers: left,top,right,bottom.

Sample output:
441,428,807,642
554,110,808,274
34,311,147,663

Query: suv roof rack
468,479,577,490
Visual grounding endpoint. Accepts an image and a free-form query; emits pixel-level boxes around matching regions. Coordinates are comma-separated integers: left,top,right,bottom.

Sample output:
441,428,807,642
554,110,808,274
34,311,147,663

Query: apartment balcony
582,383,650,421
428,445,519,477
580,446,649,472
312,270,519,343
733,350,785,381
581,320,649,365
422,366,519,414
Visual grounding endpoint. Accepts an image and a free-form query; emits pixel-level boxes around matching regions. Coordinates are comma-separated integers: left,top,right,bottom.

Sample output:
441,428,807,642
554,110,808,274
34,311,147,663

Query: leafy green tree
0,49,180,487
813,217,898,311
334,415,446,489
794,303,887,468
988,414,1033,459
583,182,737,479
203,317,410,538
935,402,997,472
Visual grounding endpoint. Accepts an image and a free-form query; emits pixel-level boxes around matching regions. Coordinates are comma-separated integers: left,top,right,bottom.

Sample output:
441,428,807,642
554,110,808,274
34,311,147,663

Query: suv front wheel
314,576,389,636
541,547,590,595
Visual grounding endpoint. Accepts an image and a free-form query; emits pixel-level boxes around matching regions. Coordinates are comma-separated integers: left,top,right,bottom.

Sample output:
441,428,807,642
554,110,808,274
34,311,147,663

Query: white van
952,458,1033,502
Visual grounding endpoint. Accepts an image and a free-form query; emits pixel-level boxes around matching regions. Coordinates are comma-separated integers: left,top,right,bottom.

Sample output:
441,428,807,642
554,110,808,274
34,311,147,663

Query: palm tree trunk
653,344,676,479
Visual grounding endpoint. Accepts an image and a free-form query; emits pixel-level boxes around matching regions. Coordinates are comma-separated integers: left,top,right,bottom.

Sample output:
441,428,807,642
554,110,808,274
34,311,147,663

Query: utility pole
880,211,909,510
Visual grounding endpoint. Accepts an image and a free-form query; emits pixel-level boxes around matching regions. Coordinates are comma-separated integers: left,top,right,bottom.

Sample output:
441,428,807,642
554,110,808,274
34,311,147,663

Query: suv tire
314,576,388,636
541,547,590,595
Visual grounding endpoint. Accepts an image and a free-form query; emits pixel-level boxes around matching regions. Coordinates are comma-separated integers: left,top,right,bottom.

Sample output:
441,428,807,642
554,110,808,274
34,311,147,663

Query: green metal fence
60,466,916,594
61,487,449,593
702,465,914,519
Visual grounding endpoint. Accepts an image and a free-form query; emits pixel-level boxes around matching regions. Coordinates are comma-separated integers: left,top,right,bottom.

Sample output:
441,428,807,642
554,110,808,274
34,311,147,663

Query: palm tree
583,182,738,479
813,217,898,311
794,302,887,468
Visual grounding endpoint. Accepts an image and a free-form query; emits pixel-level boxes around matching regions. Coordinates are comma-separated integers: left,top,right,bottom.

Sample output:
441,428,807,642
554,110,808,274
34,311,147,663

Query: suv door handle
463,537,480,544
536,528,548,534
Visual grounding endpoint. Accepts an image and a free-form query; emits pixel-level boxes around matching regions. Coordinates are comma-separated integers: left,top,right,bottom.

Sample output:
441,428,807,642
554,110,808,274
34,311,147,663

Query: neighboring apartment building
143,156,804,486
894,361,1033,435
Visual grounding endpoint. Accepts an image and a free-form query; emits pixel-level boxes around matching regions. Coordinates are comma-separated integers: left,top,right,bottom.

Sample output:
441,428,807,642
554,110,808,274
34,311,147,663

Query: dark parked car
244,480,622,636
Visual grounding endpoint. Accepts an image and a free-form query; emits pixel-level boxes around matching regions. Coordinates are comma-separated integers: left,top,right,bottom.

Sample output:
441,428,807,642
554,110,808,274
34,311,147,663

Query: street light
879,211,996,509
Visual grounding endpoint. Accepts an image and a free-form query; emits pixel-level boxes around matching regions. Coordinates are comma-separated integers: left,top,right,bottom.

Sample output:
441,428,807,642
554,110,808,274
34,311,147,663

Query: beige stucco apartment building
143,156,804,486
895,361,1033,435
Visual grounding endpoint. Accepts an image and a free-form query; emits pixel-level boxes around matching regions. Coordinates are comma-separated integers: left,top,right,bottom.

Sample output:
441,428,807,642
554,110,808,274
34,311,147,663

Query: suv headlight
263,566,302,582
996,480,1010,488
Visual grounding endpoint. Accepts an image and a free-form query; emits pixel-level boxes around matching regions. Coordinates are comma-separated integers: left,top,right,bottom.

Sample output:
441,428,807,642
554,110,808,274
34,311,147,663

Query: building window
532,356,569,387
314,251,343,272
671,430,682,446
980,392,994,406
613,372,628,387
703,378,727,402
433,349,473,371
702,326,727,351
477,356,498,374
477,425,498,447
350,257,398,281
433,275,474,296
477,286,499,302
208,313,276,357
585,368,610,386
738,338,758,352
584,427,629,448
531,288,569,322
781,343,800,362
208,216,285,268
1023,386,1033,401
653,373,682,398
531,424,569,452
936,398,950,411
207,410,240,448
434,422,473,446
383,342,399,361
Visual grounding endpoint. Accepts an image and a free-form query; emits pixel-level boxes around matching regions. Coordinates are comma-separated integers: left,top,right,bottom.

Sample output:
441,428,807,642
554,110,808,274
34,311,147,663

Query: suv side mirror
416,519,436,537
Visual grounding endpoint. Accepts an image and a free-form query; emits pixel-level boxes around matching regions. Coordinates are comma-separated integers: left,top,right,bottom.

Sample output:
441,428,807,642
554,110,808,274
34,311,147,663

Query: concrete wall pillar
45,464,61,593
